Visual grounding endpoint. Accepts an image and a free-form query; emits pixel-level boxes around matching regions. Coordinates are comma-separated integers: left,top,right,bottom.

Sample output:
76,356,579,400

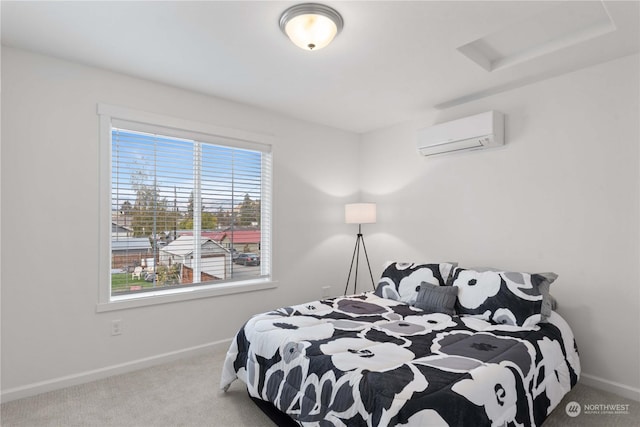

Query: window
98,105,273,310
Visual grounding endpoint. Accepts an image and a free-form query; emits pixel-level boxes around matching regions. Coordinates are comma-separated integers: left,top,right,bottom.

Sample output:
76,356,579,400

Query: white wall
3,46,639,402
360,54,640,399
0,47,360,398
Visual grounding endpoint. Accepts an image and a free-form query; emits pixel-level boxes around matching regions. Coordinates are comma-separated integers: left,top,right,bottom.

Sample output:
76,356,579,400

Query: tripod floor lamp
344,203,376,295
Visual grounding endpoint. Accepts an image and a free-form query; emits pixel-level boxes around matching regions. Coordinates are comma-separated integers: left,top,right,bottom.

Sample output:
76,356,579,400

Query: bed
220,262,580,426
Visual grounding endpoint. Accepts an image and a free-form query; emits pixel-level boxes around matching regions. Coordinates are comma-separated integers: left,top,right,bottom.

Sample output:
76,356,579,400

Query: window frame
97,104,276,312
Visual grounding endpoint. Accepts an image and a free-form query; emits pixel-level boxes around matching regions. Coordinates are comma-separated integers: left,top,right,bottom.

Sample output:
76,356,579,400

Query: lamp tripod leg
353,234,361,295
359,234,375,291
344,233,360,296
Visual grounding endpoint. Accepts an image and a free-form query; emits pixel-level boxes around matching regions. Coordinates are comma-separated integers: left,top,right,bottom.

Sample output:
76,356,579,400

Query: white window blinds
110,125,272,297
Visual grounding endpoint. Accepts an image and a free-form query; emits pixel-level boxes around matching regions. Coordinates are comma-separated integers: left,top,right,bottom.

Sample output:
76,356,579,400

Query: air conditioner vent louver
417,111,504,157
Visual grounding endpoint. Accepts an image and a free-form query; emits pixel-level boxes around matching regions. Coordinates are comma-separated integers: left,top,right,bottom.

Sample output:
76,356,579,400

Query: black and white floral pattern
374,262,456,305
221,293,580,427
448,268,558,327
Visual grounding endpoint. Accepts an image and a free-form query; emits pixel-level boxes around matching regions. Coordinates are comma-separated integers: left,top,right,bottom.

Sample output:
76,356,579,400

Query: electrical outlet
322,286,331,298
111,319,122,336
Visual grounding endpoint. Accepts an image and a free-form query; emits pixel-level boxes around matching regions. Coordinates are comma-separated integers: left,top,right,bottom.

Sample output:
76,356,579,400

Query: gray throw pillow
536,273,558,321
414,281,458,315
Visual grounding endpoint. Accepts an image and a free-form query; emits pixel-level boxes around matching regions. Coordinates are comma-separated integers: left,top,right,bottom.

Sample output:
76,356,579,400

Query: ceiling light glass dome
279,3,344,51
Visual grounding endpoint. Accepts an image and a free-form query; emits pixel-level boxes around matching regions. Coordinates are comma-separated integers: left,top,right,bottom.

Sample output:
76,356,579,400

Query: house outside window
98,105,274,310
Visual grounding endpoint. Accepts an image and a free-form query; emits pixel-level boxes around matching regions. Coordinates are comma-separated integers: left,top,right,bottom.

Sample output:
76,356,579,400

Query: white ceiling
2,1,638,133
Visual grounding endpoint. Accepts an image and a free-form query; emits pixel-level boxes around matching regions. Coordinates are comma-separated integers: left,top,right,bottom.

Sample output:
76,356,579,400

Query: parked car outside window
235,253,260,266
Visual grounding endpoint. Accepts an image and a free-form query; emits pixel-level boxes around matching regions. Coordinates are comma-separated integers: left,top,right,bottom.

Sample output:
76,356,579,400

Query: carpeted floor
2,350,638,426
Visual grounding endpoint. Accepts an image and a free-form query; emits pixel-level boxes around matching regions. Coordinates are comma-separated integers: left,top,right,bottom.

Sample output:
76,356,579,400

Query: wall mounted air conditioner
417,111,505,157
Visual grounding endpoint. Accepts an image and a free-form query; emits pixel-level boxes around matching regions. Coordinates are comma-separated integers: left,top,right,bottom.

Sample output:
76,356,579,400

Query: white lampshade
279,4,344,51
345,203,376,224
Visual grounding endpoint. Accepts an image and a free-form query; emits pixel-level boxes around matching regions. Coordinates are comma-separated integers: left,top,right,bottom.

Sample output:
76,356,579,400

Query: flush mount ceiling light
279,3,344,51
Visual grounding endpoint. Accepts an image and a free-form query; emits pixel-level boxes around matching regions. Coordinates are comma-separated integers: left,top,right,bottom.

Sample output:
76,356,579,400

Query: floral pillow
374,262,457,305
447,267,558,327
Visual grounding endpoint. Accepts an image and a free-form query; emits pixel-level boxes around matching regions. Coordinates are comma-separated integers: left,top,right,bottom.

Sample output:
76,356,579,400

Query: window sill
96,279,278,313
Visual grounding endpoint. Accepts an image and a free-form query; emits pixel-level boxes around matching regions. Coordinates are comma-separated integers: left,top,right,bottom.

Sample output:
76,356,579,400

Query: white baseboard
1,338,232,404
580,372,640,402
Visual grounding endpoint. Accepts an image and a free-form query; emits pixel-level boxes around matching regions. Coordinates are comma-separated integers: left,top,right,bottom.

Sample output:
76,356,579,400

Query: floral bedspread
221,293,580,426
